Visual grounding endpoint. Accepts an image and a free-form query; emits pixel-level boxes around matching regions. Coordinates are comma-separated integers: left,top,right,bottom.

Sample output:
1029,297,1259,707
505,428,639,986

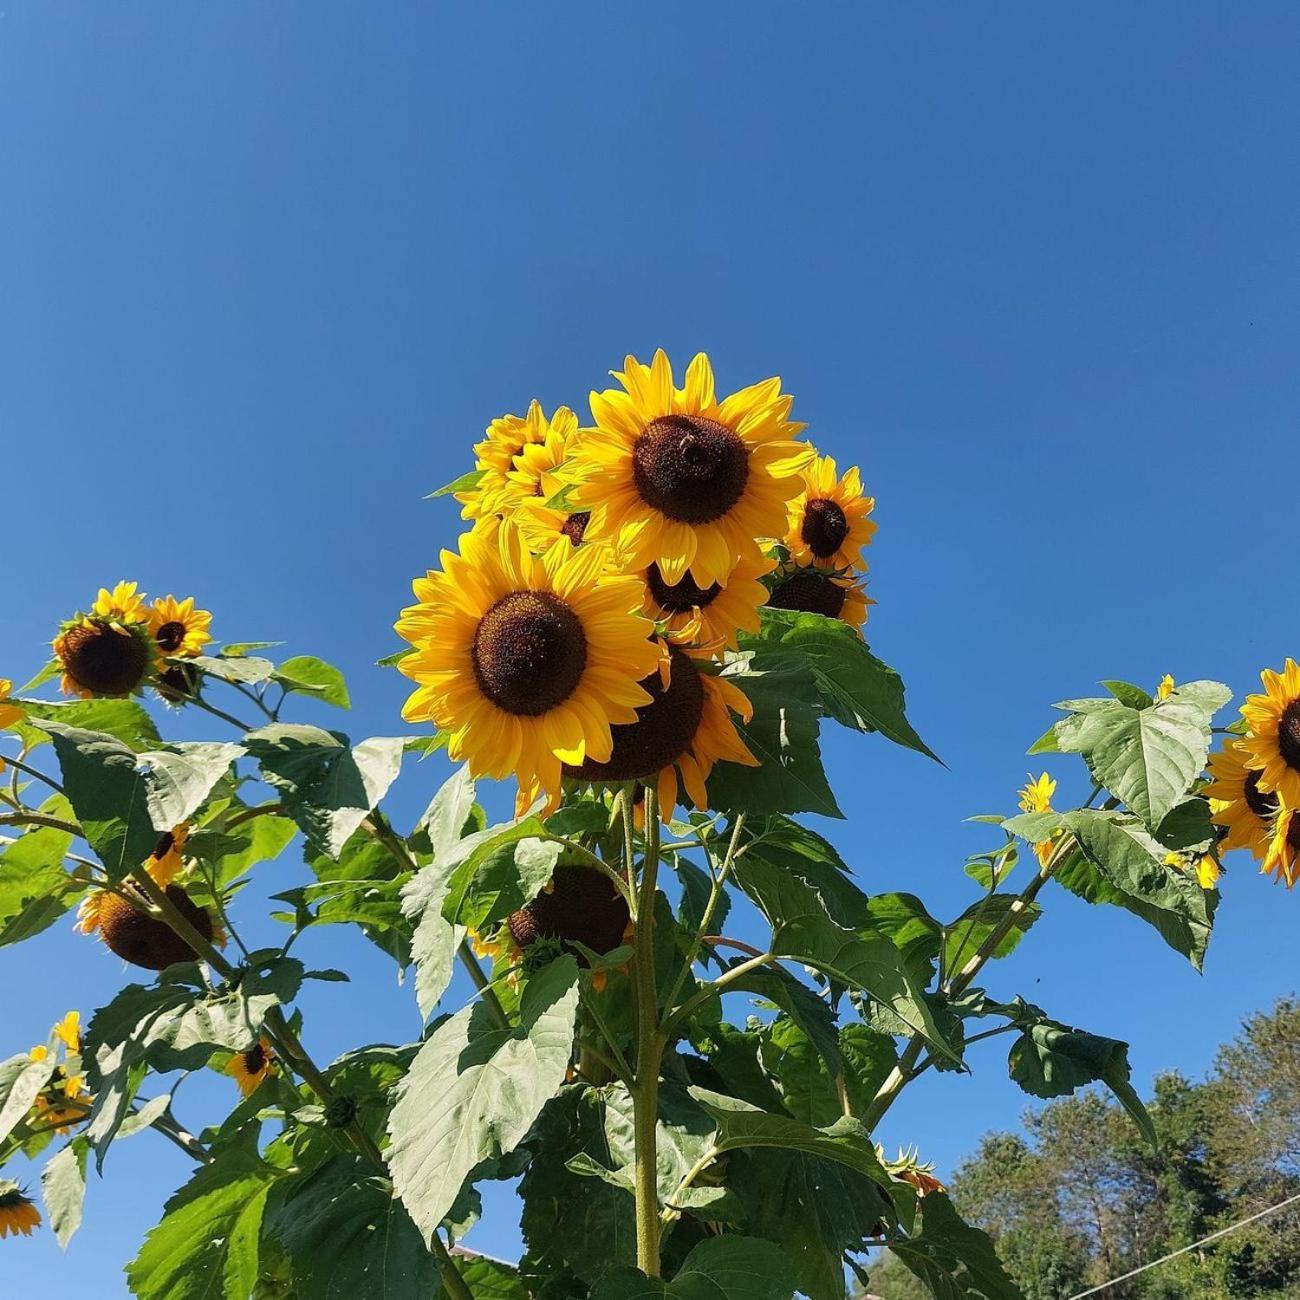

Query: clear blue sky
2,3,1297,1291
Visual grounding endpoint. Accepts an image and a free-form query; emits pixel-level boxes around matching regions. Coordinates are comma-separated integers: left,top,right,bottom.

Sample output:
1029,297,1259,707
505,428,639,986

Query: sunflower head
1262,804,1300,889
96,885,214,970
1241,659,1300,807
765,567,871,629
0,1182,41,1239
505,865,630,964
397,525,660,802
229,1038,276,1097
148,596,213,665
785,454,877,571
642,551,775,656
1206,740,1278,862
53,619,152,698
570,350,811,586
0,679,20,731
460,402,578,522
92,581,147,624
1018,773,1056,814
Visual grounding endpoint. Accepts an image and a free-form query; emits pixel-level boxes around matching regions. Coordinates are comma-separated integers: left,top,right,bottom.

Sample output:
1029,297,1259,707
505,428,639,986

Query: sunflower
563,645,757,817
54,618,151,698
641,551,775,655
880,1147,946,1198
0,679,20,730
785,454,877,571
78,882,217,970
93,581,147,623
1261,804,1300,889
1241,659,1300,807
459,402,578,521
396,524,661,802
1205,740,1278,861
1157,674,1176,702
516,502,594,554
569,351,810,586
1018,772,1059,869
0,1183,40,1239
229,1038,276,1096
144,825,190,888
765,566,871,629
148,596,213,664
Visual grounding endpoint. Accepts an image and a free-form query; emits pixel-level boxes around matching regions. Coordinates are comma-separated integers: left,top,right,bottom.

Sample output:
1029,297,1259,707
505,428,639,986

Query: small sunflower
0,1182,41,1239
641,551,775,655
765,566,870,629
459,402,577,521
396,524,661,802
1241,659,1300,807
147,596,213,665
1018,772,1058,869
785,454,877,571
879,1147,946,1198
1261,804,1300,889
144,825,190,888
570,351,811,586
93,581,147,624
0,679,20,730
1156,674,1176,701
1205,740,1278,862
516,501,593,554
563,645,757,817
228,1038,276,1096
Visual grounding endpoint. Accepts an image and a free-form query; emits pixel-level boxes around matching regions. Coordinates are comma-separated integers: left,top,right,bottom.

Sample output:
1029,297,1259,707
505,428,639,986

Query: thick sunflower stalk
0,349,1295,1300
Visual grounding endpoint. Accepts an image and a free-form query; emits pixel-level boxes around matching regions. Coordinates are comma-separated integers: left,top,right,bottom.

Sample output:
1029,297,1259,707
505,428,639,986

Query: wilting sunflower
880,1146,947,1198
785,454,877,571
570,351,810,586
229,1038,276,1096
0,679,20,729
1018,772,1059,868
0,1183,40,1239
562,645,757,816
396,524,661,802
641,551,774,655
77,881,217,970
765,566,870,629
1241,658,1300,807
459,402,577,521
1205,740,1278,861
1261,804,1300,889
148,596,213,664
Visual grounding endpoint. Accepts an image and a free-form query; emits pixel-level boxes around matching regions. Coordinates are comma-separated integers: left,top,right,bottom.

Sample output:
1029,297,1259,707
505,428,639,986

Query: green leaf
592,1236,798,1299
0,1051,55,1145
387,956,580,1244
427,468,485,499
1101,679,1153,710
738,608,938,759
761,1018,898,1127
137,742,245,830
888,1192,1024,1300
1008,1018,1157,1147
271,1155,440,1298
454,1257,531,1297
16,697,162,750
126,1135,279,1300
244,724,404,858
42,1137,89,1247
1048,680,1231,829
274,656,351,710
219,641,283,657
0,819,84,947
190,653,277,684
942,894,1041,976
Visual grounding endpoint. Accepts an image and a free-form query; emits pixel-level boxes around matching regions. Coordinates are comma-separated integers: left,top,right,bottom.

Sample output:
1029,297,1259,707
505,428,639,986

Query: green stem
658,949,775,1043
0,812,82,835
631,782,663,1276
0,753,65,795
581,987,634,1085
457,941,511,1030
661,1143,721,1225
186,693,255,734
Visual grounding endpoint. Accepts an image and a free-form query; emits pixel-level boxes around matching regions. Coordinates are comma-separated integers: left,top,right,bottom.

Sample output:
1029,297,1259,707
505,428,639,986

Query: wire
1066,1191,1300,1298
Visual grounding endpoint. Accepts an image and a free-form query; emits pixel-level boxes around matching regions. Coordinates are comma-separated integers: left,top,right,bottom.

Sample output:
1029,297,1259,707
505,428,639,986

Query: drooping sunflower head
148,596,213,665
53,619,152,698
765,566,871,629
570,351,811,586
1206,740,1278,862
93,884,214,970
641,551,775,656
229,1037,276,1097
785,454,877,571
505,865,631,964
1262,804,1300,889
396,524,661,801
1241,658,1300,807
0,1182,41,1239
564,645,757,817
460,402,578,521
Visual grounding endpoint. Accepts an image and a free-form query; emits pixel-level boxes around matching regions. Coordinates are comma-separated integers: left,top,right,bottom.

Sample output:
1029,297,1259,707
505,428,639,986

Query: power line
1067,1191,1300,1299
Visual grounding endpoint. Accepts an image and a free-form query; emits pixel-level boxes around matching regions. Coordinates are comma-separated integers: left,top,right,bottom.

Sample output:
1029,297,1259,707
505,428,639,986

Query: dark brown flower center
59,622,150,696
801,498,849,558
506,865,630,963
1244,768,1280,821
99,886,213,971
158,663,199,702
766,571,846,619
242,1043,266,1074
567,646,704,782
560,512,590,546
472,591,587,716
154,620,188,653
1279,701,1300,772
645,563,722,613
631,415,749,524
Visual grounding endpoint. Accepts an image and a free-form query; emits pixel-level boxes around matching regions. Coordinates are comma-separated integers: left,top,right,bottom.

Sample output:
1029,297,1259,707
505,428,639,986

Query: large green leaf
244,724,404,858
136,742,245,829
0,818,84,947
16,697,162,750
126,1134,279,1300
42,1136,89,1247
271,1156,440,1298
1008,1018,1156,1147
387,956,580,1244
591,1236,798,1300
0,1051,55,1146
274,655,351,710
760,1019,898,1128
1047,681,1230,829
941,894,1041,977
888,1192,1024,1300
